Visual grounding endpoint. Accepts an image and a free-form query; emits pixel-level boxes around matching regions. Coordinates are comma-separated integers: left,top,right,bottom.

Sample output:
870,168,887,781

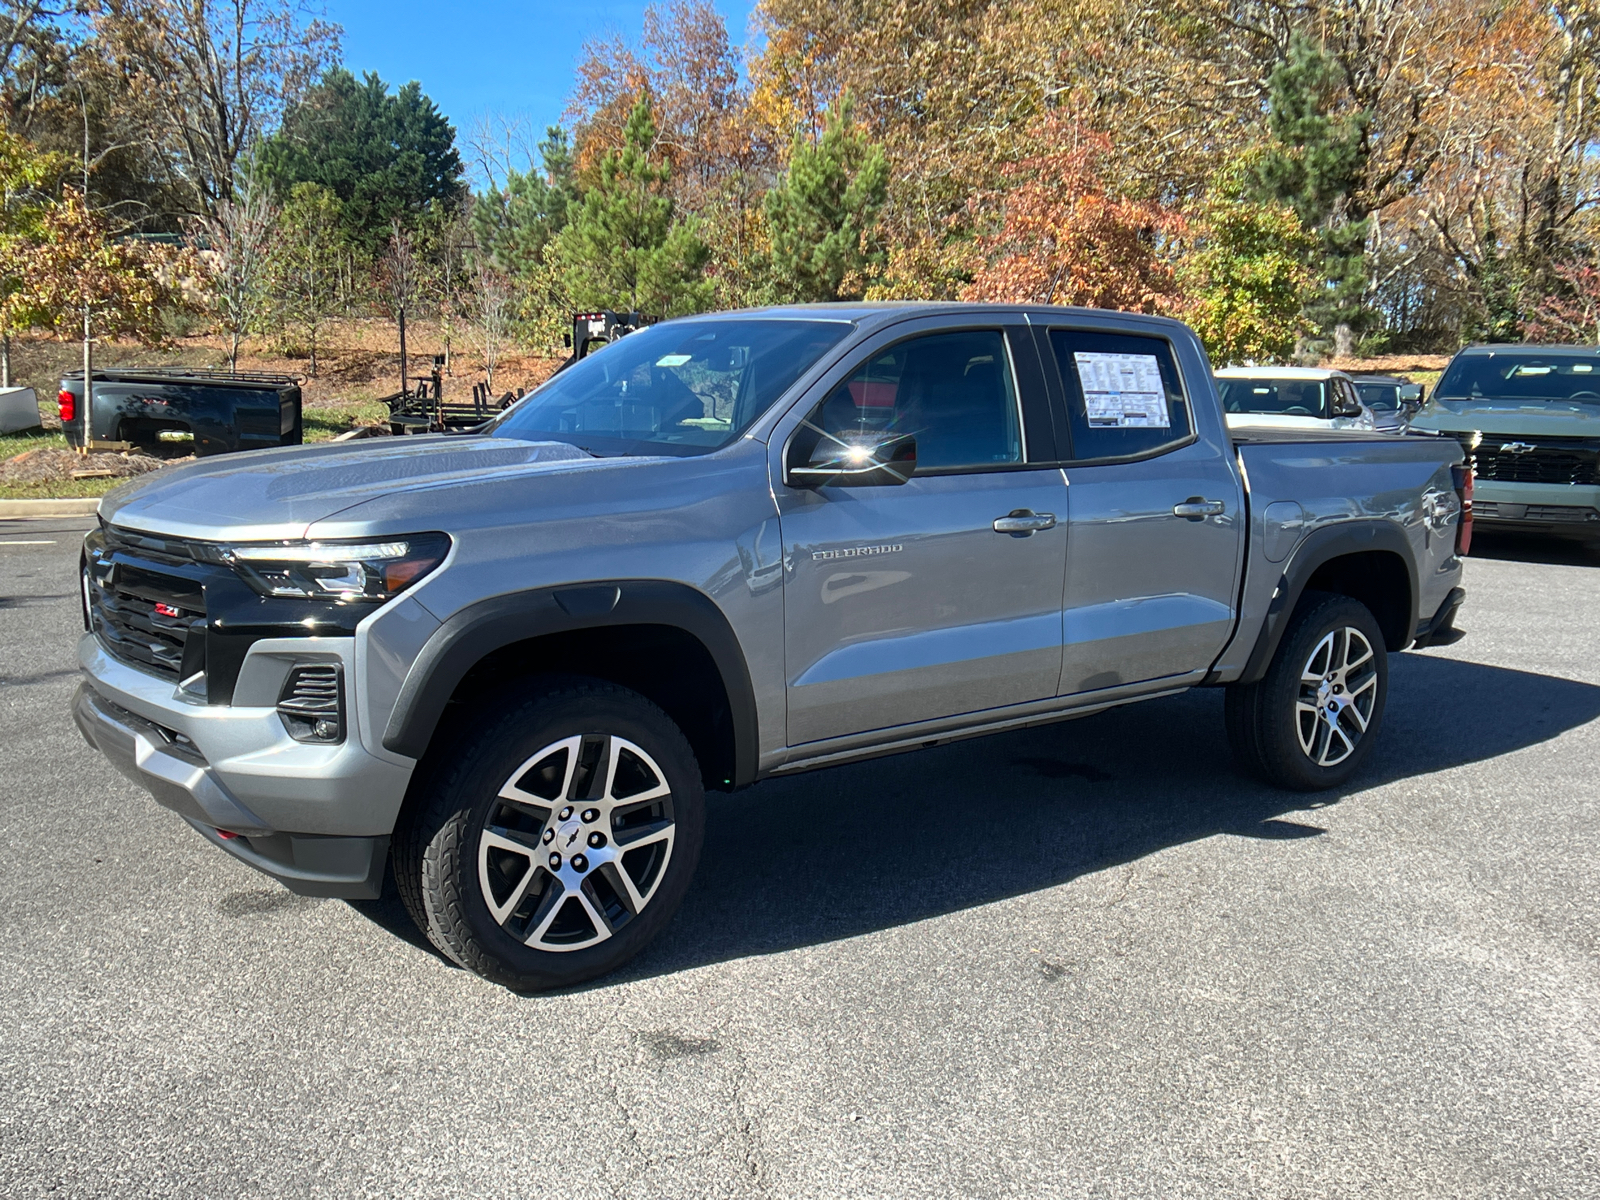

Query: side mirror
787,433,917,488
1400,382,1424,413
1333,389,1363,417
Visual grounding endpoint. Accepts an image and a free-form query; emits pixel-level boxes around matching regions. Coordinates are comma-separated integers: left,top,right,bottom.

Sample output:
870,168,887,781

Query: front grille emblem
1500,441,1536,454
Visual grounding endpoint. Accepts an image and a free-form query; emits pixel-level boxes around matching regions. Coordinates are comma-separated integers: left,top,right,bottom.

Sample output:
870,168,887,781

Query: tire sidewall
1260,594,1389,791
420,682,705,990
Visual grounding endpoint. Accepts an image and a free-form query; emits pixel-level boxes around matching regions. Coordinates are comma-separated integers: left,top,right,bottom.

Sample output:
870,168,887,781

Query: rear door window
1045,329,1192,461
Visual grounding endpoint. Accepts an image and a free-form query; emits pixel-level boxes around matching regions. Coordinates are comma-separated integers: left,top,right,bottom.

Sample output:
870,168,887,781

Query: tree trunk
398,305,408,396
81,305,92,455
2,332,11,388
1334,323,1355,359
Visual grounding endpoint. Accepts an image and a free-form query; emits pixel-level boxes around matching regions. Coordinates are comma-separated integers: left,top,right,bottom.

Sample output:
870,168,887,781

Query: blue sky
330,0,755,186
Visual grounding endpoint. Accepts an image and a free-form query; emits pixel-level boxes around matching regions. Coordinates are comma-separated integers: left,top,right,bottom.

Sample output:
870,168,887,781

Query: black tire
394,677,705,991
1225,591,1389,791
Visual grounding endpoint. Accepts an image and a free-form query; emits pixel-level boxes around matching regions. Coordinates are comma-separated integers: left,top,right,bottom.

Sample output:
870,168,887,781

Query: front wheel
394,678,706,990
1225,591,1389,791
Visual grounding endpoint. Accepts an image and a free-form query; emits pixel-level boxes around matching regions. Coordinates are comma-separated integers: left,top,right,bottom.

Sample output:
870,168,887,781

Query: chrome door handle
993,510,1057,535
1173,498,1226,520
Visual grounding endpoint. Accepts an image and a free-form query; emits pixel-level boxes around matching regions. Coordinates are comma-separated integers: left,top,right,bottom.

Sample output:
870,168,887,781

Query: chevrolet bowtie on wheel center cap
479,733,676,951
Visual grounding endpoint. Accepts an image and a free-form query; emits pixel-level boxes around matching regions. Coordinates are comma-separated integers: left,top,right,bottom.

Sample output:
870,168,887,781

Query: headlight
216,533,451,601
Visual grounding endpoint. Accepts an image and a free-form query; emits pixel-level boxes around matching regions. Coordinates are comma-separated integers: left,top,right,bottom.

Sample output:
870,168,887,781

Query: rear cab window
1042,328,1193,461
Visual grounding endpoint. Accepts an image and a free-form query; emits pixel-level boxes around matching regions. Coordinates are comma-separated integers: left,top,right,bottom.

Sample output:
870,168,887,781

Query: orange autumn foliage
963,119,1184,313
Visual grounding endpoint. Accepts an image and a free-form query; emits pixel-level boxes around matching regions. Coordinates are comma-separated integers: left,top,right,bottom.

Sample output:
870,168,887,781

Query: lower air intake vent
277,664,344,743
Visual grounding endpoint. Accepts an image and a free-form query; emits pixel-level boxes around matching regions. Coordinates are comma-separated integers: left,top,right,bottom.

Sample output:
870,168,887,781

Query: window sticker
1073,352,1170,428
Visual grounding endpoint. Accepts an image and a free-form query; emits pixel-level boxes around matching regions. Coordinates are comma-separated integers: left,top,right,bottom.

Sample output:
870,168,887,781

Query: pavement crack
723,1032,770,1196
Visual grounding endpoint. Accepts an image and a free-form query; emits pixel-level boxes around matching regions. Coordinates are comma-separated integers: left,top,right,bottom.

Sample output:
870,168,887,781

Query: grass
0,391,396,501
0,475,126,500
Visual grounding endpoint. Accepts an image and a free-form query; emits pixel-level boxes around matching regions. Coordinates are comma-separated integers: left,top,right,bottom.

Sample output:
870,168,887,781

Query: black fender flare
383,580,759,787
1237,519,1419,685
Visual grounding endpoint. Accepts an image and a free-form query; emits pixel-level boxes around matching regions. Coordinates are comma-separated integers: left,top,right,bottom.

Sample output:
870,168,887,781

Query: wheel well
1302,551,1412,650
435,624,739,791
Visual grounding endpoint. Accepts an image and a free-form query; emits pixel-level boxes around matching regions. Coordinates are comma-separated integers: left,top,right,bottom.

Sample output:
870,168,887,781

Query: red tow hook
214,828,240,840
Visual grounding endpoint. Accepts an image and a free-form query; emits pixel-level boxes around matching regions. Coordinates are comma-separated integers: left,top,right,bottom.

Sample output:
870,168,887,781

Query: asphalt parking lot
2,517,1597,1199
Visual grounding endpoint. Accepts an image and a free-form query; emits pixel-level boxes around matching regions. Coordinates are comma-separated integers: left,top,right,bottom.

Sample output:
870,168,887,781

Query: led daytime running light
230,541,412,562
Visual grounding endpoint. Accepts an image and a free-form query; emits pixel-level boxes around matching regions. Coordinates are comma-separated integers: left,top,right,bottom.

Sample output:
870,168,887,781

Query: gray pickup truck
72,304,1470,990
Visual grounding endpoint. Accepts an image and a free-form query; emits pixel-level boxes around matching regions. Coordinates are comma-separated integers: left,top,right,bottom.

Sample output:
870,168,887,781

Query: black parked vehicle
58,368,302,457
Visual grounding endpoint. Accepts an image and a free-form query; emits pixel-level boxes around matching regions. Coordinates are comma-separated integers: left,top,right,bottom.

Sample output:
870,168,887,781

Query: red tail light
1451,463,1474,556
57,389,75,423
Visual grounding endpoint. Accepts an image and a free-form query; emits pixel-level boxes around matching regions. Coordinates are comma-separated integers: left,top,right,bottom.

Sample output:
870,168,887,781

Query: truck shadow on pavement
609,652,1600,984
343,652,1600,983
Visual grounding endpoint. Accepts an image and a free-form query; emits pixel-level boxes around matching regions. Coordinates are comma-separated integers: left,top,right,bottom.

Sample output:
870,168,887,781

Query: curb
0,497,101,518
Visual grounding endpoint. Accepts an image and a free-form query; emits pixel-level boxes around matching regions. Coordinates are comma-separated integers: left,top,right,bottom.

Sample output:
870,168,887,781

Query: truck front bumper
74,633,413,898
1472,480,1600,537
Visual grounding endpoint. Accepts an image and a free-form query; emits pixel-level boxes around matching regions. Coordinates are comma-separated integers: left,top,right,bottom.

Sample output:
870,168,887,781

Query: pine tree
1250,37,1373,355
764,95,889,302
553,98,711,316
471,127,576,278
260,69,465,253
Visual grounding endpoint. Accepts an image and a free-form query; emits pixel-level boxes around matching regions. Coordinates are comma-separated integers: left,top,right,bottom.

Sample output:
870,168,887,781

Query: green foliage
1250,36,1373,346
764,94,889,302
260,69,465,253
1180,168,1317,364
0,131,71,338
264,183,346,374
472,127,576,277
1465,220,1526,344
552,99,711,316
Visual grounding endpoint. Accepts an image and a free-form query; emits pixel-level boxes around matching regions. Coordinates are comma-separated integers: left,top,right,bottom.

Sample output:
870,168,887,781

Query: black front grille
1456,433,1600,485
85,529,208,683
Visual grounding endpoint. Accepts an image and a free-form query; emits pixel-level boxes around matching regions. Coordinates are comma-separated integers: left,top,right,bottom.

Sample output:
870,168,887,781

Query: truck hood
1411,398,1600,437
98,436,596,541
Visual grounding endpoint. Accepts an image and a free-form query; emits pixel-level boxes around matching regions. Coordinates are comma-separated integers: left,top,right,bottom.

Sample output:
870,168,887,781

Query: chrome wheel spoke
1343,699,1371,734
523,878,574,946
611,812,673,851
1323,721,1356,766
596,860,647,916
478,830,540,925
499,735,583,807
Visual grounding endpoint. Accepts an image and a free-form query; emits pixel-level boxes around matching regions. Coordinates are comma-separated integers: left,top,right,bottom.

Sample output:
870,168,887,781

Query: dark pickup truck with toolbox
59,368,302,457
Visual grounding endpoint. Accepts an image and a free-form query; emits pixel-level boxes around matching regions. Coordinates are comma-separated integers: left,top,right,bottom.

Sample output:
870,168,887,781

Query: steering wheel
1283,406,1312,415
1570,390,1600,399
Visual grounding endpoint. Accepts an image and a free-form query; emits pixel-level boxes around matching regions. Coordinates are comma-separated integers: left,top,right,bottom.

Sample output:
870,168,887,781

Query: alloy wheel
477,733,676,952
1294,626,1379,767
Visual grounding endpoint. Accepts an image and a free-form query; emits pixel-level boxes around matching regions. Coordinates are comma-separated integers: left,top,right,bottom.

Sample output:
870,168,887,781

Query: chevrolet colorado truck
1410,343,1600,543
72,304,1470,990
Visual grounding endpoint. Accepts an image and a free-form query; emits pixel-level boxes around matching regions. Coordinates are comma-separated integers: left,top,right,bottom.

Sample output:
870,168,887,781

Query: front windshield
490,318,853,456
1357,382,1400,412
1435,353,1600,404
1218,377,1329,419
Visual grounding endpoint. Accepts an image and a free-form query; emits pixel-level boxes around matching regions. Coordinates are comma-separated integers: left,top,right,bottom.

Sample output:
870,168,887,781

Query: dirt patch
1,447,190,485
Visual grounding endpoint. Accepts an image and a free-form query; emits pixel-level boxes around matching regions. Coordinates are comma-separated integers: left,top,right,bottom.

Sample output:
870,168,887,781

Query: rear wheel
395,678,705,990
1225,591,1388,791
